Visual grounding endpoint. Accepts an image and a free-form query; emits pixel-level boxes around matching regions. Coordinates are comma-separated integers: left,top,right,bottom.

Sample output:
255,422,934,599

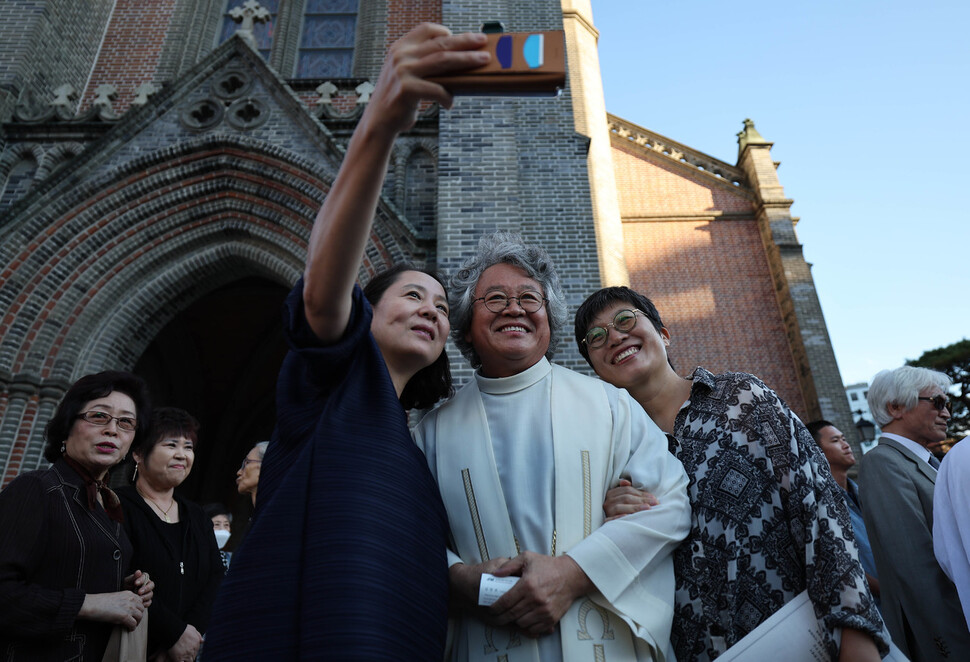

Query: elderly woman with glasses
235,441,267,508
574,287,890,662
116,407,223,662
0,371,155,662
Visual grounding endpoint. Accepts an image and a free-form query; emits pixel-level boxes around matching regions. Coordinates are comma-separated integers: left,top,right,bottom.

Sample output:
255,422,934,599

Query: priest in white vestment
414,232,690,662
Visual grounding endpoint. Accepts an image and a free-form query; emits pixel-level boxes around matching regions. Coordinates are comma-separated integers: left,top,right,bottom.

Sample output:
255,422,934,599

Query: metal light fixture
855,416,876,443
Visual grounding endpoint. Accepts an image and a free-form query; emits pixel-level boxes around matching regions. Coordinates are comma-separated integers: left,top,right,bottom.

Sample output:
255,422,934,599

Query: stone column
736,119,859,457
561,0,629,287
0,376,39,486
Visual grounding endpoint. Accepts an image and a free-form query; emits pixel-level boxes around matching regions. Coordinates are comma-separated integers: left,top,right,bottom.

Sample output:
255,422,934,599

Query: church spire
736,118,769,154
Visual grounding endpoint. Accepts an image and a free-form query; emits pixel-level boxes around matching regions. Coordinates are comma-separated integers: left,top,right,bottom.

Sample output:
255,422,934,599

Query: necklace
136,485,176,523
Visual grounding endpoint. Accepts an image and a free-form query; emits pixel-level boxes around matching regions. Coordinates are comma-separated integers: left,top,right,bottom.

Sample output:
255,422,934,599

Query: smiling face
137,434,195,490
816,425,856,470
583,301,670,390
886,386,951,447
369,270,450,377
64,391,137,481
466,263,550,378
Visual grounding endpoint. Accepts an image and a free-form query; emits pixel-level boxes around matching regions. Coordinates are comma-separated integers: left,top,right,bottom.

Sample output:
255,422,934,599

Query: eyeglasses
583,309,645,348
239,458,262,471
918,395,952,412
77,411,137,431
473,291,547,314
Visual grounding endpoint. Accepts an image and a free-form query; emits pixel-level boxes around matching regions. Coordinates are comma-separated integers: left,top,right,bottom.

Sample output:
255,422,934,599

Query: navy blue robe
203,280,449,660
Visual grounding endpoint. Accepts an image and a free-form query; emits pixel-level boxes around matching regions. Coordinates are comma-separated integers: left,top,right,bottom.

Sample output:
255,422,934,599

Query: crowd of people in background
1,22,967,662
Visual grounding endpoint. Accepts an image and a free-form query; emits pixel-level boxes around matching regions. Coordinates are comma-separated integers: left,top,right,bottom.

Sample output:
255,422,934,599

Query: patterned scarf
62,454,125,523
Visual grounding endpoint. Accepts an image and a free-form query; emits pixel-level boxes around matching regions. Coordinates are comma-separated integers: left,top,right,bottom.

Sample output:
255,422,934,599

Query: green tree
908,338,970,438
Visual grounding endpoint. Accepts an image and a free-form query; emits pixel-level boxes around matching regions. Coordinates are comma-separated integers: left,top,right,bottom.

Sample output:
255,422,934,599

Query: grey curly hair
449,231,568,369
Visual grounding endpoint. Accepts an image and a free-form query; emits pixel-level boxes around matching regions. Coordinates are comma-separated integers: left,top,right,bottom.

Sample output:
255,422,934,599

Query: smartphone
428,31,566,96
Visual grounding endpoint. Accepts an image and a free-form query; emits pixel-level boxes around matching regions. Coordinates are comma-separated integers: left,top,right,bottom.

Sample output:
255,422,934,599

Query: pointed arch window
295,0,358,78
403,149,438,238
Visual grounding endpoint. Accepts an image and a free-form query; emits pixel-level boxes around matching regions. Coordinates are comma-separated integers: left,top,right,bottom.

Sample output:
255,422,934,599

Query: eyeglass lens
585,310,639,348
481,292,544,313
920,395,951,411
81,411,136,431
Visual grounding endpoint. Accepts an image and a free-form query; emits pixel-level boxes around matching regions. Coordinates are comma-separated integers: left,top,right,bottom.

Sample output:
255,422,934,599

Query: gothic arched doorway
133,276,289,517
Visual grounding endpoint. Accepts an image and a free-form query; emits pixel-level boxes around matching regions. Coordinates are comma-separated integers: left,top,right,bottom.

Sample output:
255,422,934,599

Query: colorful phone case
428,31,566,96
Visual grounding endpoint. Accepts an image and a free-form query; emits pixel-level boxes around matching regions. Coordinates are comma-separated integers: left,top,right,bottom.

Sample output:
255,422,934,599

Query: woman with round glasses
574,287,890,662
0,371,155,662
116,407,223,662
203,24,487,660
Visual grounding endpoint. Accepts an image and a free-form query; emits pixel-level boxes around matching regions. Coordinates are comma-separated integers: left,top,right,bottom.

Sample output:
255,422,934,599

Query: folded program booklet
716,590,910,662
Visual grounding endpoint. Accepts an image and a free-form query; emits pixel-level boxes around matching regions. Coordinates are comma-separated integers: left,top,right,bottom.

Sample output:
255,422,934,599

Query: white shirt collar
475,357,551,395
880,432,934,466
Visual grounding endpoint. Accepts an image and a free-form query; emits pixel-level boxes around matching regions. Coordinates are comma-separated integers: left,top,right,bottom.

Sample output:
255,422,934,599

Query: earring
60,442,66,454
132,462,139,482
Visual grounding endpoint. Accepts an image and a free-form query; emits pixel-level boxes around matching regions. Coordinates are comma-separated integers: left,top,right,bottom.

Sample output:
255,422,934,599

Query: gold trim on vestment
462,468,490,561
582,450,592,538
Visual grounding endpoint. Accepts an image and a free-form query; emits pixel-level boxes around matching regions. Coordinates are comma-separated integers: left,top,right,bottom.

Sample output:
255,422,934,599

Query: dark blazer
860,437,970,661
116,485,223,655
0,459,134,662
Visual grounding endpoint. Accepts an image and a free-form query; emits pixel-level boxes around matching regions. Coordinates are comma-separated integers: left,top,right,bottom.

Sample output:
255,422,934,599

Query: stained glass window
296,0,358,78
219,0,279,61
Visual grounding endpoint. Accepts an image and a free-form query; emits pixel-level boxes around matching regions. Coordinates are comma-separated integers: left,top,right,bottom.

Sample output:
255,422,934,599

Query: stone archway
132,276,289,510
0,134,430,487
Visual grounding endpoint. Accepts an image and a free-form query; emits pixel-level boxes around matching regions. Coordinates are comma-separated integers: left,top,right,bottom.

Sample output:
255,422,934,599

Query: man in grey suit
860,365,970,661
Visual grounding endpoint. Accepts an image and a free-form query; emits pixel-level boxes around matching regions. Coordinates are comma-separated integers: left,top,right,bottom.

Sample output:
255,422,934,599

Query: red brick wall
385,0,441,49
83,0,177,112
612,143,808,416
613,142,754,217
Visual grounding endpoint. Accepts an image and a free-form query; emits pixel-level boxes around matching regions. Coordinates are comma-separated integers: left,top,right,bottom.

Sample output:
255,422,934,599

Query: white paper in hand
716,590,910,662
478,573,520,607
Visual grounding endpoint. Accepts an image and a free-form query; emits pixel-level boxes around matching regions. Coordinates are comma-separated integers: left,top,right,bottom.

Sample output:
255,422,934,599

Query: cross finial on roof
315,81,338,106
355,81,375,104
230,0,271,50
133,82,161,106
51,84,76,109
93,85,117,109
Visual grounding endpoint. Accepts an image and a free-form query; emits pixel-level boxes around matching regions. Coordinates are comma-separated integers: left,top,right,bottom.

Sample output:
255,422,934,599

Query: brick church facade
0,0,855,506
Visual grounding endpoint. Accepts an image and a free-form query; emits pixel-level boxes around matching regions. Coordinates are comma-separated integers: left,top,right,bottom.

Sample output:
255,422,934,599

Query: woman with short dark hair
575,287,890,662
117,407,223,662
0,371,154,662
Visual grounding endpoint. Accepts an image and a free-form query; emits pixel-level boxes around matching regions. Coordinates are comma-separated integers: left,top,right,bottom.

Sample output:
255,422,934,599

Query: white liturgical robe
934,437,970,630
413,358,691,662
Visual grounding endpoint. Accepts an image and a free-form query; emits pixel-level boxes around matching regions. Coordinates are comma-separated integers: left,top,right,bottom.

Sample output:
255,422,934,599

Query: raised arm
302,23,488,343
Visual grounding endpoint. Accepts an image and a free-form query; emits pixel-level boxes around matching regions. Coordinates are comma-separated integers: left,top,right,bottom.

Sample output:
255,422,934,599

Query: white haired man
860,365,970,661
413,232,690,661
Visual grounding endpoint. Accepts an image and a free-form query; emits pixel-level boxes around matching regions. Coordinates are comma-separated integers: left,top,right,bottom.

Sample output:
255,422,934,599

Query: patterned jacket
669,368,889,661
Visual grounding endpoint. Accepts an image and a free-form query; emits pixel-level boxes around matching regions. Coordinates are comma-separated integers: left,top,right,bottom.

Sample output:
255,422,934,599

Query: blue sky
593,0,970,386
